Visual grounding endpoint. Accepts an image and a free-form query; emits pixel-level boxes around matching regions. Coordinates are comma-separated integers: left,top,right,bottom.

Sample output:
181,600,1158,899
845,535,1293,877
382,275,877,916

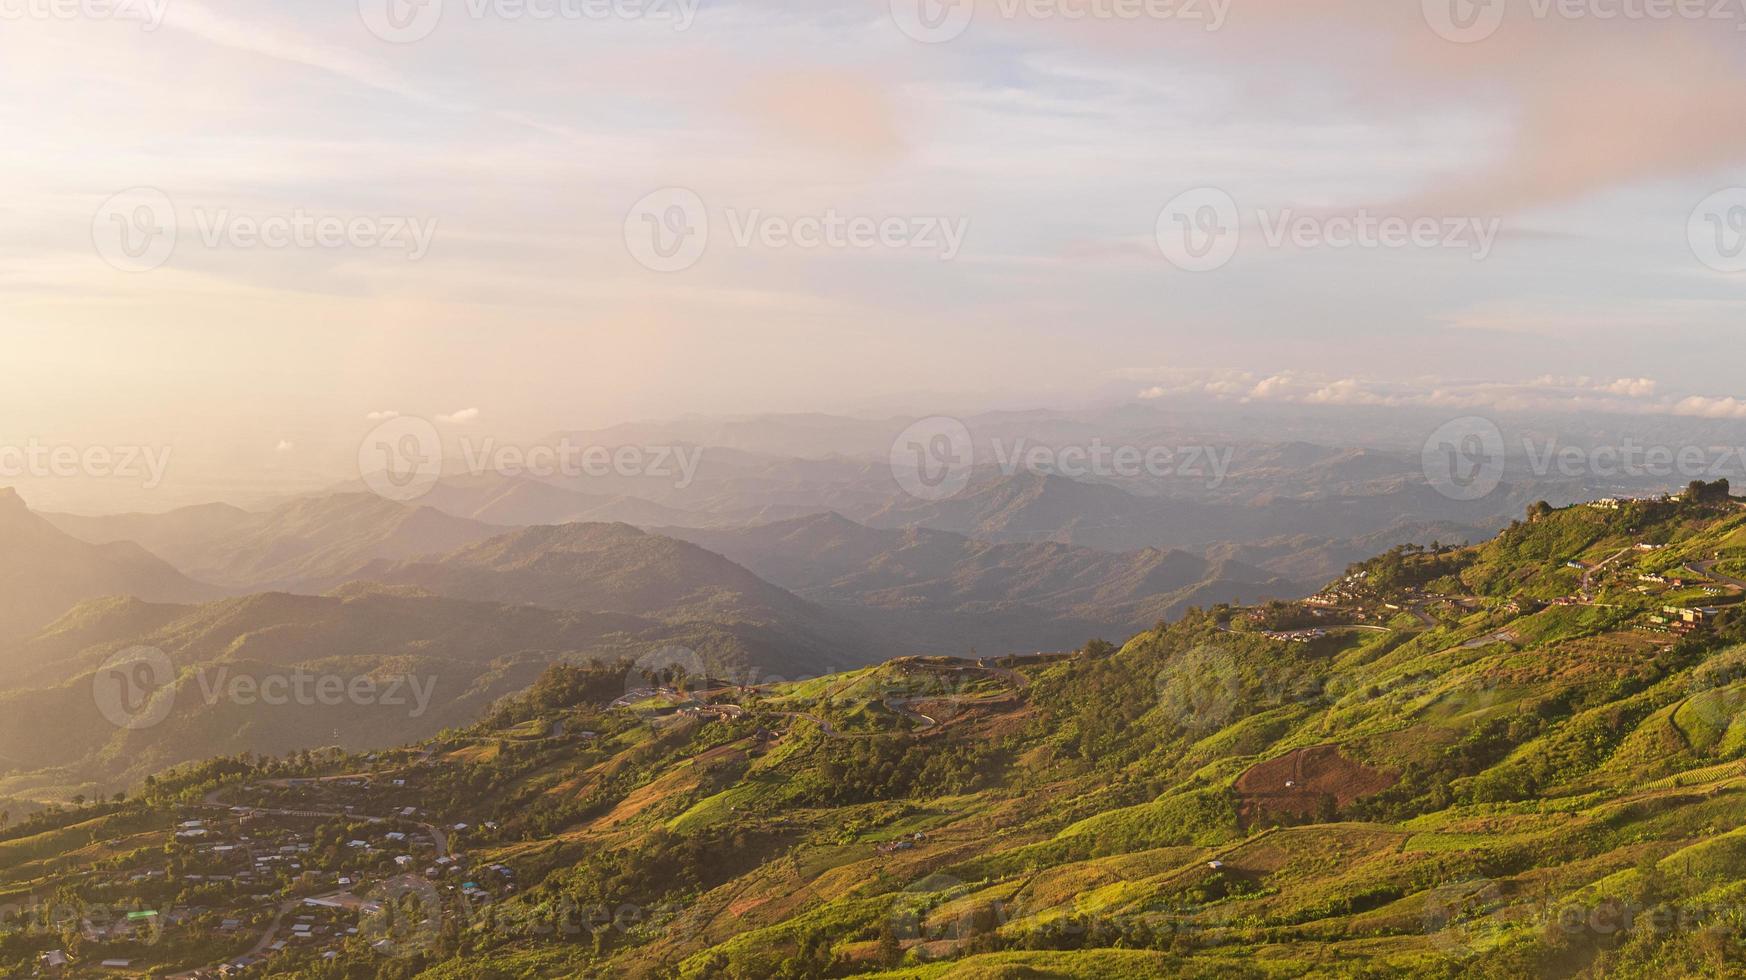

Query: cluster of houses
876,832,928,855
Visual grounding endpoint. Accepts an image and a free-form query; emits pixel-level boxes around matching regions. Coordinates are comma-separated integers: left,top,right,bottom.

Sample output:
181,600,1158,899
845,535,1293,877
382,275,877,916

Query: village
27,763,520,979
1240,492,1746,646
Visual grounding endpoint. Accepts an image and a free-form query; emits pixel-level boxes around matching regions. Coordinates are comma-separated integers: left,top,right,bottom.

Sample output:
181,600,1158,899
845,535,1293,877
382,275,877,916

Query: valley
6,488,1746,977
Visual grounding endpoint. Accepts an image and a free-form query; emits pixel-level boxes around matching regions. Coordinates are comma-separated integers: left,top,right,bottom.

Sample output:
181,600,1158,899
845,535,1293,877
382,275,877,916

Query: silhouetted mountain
354,522,882,674
0,587,681,788
47,493,506,591
664,512,1307,653
0,488,218,641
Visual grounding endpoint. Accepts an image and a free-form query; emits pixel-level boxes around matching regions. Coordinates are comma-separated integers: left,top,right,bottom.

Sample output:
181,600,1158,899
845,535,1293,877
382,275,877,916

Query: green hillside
6,490,1746,979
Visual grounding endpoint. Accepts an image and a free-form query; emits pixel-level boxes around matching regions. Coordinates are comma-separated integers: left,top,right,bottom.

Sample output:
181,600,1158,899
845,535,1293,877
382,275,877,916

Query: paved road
776,711,840,737
1581,548,1633,601
166,889,338,980
1690,560,1746,590
203,789,452,856
173,779,456,977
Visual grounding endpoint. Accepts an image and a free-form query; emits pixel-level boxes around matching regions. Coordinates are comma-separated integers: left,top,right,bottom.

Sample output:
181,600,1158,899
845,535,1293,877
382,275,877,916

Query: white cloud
437,408,481,424
274,439,295,452
1672,396,1746,419
365,410,401,421
1131,370,1746,421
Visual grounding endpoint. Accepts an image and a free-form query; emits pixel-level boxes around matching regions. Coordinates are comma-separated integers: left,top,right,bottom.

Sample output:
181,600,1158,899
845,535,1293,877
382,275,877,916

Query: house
1664,606,1719,625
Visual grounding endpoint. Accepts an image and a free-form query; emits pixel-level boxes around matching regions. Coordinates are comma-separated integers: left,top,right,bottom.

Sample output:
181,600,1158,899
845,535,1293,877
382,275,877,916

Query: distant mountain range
45,493,505,591
663,512,1307,653
0,488,218,642
0,587,669,793
0,485,1322,791
350,521,881,675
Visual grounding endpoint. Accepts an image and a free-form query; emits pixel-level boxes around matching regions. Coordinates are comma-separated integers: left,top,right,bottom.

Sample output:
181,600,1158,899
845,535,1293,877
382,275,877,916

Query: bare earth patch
1235,745,1397,825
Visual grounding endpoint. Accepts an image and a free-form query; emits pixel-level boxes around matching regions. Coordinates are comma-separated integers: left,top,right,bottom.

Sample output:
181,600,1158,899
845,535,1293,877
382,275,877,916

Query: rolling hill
349,522,885,675
11,491,1746,977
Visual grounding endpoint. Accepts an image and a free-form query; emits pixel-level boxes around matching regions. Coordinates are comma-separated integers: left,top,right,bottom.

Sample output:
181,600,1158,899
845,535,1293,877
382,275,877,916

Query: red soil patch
1234,745,1397,825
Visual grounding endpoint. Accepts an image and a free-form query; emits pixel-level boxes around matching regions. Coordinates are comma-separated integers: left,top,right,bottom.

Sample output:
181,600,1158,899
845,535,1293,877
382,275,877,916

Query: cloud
1672,396,1746,420
274,439,295,452
940,1,1746,214
365,411,401,421
1132,370,1740,420
725,69,906,160
161,2,441,107
437,408,481,424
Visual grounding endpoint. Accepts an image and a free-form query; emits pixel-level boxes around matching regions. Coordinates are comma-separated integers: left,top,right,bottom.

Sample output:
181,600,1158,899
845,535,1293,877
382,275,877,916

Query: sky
4,0,1746,506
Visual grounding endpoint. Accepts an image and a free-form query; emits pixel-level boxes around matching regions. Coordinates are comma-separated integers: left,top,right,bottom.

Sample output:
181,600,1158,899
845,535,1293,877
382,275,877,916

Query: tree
875,919,902,966
1081,638,1117,658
